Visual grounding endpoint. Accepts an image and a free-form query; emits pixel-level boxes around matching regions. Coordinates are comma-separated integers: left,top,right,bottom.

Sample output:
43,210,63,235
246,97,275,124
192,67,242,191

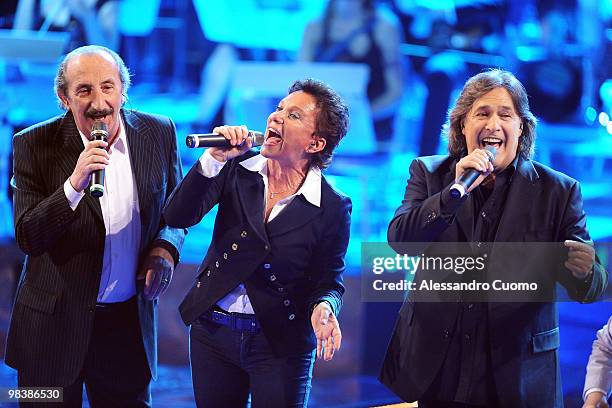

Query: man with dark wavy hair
380,69,607,408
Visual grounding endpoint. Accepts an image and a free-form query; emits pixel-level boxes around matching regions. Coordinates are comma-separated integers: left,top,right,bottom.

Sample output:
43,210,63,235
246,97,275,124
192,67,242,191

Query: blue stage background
0,0,610,406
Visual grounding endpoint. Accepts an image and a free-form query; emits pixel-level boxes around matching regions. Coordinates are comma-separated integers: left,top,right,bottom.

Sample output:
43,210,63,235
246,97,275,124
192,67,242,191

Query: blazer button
264,245,270,251
443,329,450,339
232,243,238,251
288,314,295,320
215,261,219,268
223,253,228,259
241,230,248,238
283,299,291,306
196,281,201,288
264,263,271,269
206,270,211,277
270,275,277,282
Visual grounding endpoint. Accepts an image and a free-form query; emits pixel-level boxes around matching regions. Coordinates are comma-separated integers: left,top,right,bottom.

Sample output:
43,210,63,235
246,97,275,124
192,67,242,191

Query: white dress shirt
584,315,612,401
63,118,142,303
197,149,322,314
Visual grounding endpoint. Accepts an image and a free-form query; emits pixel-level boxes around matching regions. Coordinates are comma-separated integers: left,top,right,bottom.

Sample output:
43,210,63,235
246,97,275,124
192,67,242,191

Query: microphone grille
249,131,265,147
484,145,497,161
91,121,108,139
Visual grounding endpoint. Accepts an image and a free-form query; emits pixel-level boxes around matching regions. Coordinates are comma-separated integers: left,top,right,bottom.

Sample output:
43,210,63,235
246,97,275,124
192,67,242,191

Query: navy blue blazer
163,151,351,356
379,155,607,408
6,110,185,385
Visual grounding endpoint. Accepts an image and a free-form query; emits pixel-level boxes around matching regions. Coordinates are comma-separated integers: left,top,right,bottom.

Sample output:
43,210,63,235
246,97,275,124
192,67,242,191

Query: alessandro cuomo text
372,279,538,292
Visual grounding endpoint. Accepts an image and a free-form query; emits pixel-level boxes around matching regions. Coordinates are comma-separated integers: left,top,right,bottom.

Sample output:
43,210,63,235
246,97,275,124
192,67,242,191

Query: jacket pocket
17,284,57,314
532,327,560,353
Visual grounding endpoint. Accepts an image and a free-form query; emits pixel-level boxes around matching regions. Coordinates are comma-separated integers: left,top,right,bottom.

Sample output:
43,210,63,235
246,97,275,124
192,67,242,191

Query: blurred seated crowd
0,0,609,155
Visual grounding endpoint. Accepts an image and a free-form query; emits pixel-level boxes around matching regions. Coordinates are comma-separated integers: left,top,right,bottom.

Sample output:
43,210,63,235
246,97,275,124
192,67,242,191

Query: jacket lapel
266,194,322,238
493,159,539,242
235,166,269,244
123,110,155,248
56,111,104,224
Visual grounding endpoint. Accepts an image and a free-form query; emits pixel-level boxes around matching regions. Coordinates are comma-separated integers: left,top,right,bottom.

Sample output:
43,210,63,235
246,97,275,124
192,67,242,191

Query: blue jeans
190,318,315,408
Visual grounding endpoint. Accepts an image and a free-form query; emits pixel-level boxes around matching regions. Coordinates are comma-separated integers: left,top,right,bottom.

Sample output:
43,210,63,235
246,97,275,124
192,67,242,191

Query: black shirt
429,156,518,406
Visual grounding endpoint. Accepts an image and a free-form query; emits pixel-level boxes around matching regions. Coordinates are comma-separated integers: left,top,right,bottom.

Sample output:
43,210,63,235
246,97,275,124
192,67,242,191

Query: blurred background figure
394,0,506,156
299,0,405,153
583,315,612,408
194,43,238,131
13,0,119,51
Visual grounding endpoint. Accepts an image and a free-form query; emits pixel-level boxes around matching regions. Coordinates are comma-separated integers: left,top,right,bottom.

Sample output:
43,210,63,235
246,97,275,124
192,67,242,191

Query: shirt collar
498,153,520,184
240,154,322,207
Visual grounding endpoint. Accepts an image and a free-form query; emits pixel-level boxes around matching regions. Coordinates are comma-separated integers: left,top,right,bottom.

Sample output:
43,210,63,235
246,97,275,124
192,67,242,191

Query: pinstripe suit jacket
5,109,185,386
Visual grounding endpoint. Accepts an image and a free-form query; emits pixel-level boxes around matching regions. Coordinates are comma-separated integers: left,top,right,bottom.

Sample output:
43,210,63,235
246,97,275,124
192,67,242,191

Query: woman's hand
311,302,342,361
208,125,253,162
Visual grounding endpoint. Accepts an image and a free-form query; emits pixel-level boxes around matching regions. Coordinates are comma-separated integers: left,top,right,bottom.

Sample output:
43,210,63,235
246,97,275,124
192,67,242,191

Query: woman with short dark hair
164,79,351,408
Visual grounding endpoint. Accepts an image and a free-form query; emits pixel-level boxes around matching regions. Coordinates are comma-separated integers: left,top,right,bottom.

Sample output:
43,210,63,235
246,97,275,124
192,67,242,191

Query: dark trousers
190,318,315,408
18,297,151,407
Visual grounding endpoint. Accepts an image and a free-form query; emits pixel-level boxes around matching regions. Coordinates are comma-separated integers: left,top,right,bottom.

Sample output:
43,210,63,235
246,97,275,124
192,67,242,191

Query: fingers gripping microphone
185,131,265,148
90,122,108,198
450,146,497,199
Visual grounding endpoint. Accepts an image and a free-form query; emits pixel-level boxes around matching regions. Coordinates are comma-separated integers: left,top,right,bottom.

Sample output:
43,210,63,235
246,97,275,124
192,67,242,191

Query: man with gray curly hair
380,69,607,408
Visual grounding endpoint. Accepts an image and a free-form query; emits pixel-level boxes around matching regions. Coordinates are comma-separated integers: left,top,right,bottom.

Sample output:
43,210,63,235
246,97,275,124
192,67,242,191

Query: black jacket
379,155,607,407
6,110,185,385
164,151,351,356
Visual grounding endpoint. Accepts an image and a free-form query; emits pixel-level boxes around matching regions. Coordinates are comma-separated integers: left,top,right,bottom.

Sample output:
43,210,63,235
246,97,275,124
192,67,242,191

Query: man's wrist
580,266,594,283
584,388,607,402
63,178,85,210
151,239,179,266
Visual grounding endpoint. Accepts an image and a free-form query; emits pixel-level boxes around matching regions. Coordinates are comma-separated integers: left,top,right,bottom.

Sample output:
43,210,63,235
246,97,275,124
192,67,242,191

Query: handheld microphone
450,146,497,199
186,131,265,148
89,121,108,198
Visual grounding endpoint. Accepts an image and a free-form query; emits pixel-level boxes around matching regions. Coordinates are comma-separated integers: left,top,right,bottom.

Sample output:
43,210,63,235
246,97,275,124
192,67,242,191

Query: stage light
584,107,597,125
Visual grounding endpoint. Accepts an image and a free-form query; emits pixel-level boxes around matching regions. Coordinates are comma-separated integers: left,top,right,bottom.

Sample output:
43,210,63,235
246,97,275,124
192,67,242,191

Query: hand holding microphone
451,146,496,198
186,130,264,148
69,121,109,194
192,125,260,162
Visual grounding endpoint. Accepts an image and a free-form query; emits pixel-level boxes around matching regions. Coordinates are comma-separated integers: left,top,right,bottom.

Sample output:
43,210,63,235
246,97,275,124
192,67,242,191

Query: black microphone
450,146,497,199
186,131,265,148
89,121,108,198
